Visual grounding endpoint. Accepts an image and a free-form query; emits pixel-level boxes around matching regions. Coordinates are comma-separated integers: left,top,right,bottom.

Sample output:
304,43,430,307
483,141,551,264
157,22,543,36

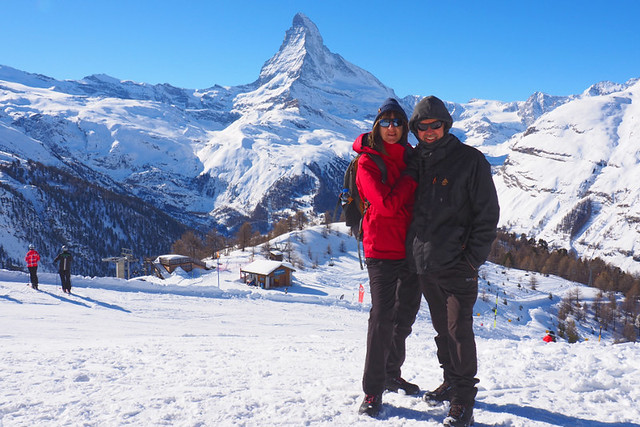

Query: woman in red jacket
355,98,420,417
25,244,41,290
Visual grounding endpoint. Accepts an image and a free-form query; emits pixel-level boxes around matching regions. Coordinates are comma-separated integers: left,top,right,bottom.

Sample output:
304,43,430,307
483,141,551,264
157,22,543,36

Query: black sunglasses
416,120,444,131
378,118,403,128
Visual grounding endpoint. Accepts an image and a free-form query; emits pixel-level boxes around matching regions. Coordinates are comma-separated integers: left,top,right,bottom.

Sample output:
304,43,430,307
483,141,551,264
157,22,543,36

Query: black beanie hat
374,98,408,124
409,95,453,139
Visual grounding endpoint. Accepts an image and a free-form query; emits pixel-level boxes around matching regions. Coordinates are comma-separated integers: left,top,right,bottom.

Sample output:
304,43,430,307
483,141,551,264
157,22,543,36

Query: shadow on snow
0,294,23,304
69,292,131,313
477,401,640,427
38,289,91,308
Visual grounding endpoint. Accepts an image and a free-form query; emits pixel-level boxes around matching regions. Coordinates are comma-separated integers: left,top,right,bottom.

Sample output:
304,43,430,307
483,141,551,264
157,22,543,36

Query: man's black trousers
419,264,479,406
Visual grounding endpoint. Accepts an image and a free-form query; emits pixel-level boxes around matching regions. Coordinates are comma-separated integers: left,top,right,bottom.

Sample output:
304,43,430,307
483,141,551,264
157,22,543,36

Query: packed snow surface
2,225,639,426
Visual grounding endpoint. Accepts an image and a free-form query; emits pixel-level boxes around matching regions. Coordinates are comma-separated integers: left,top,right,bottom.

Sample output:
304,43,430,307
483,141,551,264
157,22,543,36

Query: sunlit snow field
2,224,639,426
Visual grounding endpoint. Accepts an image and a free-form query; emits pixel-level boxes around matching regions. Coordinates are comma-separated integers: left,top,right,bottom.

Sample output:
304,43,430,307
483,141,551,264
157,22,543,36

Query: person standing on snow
403,96,500,427
54,245,73,294
354,98,422,418
543,330,557,342
25,244,41,290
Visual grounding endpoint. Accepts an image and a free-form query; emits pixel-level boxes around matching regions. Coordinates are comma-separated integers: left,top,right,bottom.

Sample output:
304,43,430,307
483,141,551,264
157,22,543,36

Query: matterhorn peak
257,13,328,84
256,13,389,92
290,12,324,53
249,13,393,117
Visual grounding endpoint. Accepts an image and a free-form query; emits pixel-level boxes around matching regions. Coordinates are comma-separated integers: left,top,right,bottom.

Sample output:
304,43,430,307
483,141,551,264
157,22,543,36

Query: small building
153,254,208,279
240,260,295,289
268,250,284,261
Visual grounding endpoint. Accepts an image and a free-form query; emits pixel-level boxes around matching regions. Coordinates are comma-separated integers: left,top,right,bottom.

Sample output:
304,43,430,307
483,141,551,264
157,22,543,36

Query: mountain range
1,13,638,275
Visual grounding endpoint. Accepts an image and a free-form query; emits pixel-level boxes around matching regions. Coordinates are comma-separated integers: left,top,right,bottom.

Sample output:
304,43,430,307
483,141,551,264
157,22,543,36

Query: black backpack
339,152,387,268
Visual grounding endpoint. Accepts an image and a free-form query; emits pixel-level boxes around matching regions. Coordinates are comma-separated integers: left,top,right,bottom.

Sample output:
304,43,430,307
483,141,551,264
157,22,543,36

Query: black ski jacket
406,133,499,274
54,251,73,272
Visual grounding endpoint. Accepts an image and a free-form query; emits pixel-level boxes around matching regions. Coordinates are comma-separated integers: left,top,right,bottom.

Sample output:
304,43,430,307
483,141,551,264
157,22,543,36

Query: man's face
417,119,445,144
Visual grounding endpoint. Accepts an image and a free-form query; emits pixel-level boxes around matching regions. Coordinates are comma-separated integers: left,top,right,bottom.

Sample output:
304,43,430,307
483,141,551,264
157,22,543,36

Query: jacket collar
418,133,458,155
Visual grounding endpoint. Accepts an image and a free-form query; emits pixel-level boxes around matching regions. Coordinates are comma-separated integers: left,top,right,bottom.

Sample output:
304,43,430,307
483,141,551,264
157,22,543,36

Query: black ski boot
358,394,382,417
385,377,420,395
423,381,452,405
443,403,474,427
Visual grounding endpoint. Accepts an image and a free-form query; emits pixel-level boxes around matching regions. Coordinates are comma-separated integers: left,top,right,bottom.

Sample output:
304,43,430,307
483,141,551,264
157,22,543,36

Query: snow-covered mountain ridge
494,79,640,274
1,12,639,274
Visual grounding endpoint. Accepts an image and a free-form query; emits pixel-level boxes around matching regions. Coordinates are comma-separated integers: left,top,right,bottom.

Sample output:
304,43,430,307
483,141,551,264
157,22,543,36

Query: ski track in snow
1,229,640,427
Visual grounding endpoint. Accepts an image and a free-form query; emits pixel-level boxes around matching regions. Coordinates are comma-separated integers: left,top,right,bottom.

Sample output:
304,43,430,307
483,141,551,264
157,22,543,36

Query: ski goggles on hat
416,120,444,131
378,118,403,128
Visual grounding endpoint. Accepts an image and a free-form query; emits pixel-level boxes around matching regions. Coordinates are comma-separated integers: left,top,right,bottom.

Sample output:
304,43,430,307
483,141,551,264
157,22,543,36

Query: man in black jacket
405,96,499,427
54,245,73,294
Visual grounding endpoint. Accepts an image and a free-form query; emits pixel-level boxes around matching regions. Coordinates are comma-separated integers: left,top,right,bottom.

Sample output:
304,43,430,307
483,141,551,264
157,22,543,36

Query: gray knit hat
409,96,453,139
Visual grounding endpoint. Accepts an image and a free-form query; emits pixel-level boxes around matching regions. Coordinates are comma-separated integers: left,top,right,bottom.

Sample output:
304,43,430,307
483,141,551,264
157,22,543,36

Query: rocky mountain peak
247,13,394,120
290,13,324,53
257,13,330,85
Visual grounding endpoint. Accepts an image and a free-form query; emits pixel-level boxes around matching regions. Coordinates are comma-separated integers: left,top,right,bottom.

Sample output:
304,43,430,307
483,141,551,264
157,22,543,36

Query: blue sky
2,0,639,104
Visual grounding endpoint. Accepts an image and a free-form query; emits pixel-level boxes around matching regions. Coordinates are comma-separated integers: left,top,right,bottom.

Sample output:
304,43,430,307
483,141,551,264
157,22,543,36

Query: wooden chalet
240,260,295,289
153,254,208,279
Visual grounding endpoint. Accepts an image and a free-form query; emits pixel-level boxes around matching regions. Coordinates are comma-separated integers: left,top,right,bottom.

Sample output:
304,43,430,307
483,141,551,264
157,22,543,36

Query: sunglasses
378,118,403,128
416,120,444,131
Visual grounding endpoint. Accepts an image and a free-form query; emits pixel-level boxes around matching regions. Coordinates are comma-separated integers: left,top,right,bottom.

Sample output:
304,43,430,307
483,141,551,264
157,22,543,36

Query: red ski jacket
353,133,417,260
25,249,40,267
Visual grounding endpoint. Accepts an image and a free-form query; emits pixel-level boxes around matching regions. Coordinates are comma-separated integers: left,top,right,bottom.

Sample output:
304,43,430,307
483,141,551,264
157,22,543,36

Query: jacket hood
409,96,453,139
352,133,378,156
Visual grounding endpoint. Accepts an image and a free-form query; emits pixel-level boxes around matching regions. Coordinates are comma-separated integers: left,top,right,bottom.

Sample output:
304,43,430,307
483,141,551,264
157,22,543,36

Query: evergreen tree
566,320,580,343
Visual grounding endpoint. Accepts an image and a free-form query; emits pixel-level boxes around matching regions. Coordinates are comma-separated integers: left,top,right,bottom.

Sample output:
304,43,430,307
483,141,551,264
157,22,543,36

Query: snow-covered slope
2,224,638,425
494,79,640,273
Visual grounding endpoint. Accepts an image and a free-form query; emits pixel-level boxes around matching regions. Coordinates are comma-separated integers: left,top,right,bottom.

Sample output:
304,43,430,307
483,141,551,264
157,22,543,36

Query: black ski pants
59,270,71,292
419,263,479,406
362,258,421,395
28,266,38,287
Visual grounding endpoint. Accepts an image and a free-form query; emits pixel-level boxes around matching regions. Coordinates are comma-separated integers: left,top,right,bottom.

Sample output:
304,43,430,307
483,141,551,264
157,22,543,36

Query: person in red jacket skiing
25,244,41,290
355,98,420,417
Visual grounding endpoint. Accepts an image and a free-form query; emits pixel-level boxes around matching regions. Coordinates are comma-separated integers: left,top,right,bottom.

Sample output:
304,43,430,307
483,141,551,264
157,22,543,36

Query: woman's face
378,112,403,144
